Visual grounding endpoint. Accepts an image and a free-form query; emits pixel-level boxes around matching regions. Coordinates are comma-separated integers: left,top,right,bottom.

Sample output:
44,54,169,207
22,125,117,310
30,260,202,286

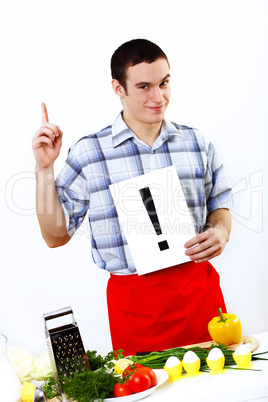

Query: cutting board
181,335,259,352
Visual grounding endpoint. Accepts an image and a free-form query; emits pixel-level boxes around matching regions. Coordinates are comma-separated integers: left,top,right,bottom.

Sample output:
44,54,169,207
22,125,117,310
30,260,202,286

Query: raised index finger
41,102,49,124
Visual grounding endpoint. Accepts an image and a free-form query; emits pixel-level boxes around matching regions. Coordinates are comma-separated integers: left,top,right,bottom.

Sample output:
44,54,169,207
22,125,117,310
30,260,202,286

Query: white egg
183,351,199,363
207,347,224,361
234,344,250,356
165,356,181,368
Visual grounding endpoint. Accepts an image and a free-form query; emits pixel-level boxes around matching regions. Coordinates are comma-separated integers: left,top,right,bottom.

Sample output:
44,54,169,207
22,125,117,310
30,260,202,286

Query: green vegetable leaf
41,376,60,399
86,349,124,370
63,368,118,402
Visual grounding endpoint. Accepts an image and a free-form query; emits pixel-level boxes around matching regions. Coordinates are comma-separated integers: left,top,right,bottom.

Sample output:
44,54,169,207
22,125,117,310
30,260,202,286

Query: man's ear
111,79,126,98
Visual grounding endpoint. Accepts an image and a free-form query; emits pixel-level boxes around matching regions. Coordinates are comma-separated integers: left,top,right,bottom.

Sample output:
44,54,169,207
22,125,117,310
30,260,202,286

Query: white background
0,0,267,356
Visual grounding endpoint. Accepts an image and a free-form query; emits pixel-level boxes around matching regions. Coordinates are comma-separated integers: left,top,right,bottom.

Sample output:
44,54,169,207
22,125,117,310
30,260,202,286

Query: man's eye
161,81,168,87
140,85,149,90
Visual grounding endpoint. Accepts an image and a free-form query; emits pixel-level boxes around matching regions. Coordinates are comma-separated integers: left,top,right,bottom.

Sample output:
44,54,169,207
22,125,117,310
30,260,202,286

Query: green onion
129,344,268,370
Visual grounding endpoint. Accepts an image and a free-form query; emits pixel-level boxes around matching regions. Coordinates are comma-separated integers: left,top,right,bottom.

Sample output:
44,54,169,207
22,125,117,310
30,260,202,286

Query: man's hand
33,102,70,248
32,102,63,170
184,209,231,263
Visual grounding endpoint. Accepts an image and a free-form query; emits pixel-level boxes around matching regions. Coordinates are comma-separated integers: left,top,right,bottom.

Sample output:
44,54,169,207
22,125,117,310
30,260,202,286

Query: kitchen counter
148,332,268,402
48,332,268,402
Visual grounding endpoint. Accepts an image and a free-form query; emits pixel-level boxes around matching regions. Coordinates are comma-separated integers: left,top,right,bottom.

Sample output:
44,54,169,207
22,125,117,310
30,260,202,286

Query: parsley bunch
86,349,124,370
42,376,60,399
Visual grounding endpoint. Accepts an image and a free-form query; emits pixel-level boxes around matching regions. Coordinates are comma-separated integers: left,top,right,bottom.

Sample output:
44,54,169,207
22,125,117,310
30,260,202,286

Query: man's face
119,58,171,127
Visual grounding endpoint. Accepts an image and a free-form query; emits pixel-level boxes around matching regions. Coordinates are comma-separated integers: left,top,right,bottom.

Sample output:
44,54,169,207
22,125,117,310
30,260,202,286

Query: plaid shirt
56,112,232,275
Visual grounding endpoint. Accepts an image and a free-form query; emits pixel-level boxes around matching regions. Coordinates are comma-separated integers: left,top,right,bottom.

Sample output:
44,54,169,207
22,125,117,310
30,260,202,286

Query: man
32,39,232,356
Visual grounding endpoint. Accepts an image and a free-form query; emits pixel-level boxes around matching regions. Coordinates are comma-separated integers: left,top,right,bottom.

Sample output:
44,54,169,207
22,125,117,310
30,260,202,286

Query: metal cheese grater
44,306,89,401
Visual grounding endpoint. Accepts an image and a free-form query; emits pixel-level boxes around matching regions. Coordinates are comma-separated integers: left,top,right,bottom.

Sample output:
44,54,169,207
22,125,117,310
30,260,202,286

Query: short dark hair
111,38,169,90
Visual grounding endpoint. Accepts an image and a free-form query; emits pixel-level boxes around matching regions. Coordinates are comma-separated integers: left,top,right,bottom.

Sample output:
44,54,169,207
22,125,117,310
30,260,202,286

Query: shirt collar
112,112,134,147
112,112,184,148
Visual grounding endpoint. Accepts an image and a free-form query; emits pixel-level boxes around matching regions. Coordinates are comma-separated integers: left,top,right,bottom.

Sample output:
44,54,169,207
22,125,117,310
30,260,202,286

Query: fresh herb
86,349,124,370
63,367,118,402
41,376,61,399
130,344,268,371
41,349,124,400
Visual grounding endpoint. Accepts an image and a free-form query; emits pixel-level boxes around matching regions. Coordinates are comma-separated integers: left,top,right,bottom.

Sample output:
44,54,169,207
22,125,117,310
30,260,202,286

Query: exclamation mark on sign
139,187,169,251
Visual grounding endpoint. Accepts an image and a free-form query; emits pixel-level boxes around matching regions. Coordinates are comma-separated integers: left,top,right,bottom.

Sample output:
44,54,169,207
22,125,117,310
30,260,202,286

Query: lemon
21,382,36,402
114,358,133,375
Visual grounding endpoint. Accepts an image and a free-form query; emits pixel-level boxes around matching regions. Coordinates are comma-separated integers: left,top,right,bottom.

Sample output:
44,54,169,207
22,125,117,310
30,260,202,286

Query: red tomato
122,363,144,379
128,371,151,393
113,382,133,397
137,367,157,388
124,381,133,394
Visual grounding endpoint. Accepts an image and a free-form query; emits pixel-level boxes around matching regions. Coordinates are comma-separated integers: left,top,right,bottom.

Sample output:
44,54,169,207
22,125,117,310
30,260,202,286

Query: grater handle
43,306,75,323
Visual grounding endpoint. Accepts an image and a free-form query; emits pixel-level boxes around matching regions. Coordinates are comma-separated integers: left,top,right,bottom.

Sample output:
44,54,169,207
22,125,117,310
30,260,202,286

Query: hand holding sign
184,209,231,263
32,102,63,170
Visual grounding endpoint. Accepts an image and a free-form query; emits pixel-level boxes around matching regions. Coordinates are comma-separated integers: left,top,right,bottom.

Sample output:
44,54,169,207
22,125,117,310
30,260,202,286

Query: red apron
107,261,226,357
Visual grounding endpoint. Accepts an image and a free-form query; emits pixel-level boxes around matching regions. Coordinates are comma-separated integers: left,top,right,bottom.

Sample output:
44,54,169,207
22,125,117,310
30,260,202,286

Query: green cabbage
8,346,34,383
8,347,52,383
30,353,52,381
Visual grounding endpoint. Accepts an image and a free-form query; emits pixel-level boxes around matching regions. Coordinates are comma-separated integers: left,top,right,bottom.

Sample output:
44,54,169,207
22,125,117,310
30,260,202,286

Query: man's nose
151,87,163,103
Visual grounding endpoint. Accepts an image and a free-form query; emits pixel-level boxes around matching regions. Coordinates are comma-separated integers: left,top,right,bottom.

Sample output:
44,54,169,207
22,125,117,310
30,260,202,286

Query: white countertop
147,332,268,402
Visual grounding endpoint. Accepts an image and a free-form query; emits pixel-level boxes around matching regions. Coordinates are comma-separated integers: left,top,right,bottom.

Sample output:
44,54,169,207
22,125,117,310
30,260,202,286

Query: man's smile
147,105,166,112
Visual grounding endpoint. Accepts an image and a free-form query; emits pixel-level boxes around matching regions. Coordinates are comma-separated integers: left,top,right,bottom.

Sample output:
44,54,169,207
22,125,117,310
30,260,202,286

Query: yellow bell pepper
208,308,242,346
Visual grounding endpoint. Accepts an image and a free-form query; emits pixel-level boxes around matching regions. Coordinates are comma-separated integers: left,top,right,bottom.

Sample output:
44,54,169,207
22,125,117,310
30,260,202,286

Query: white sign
109,165,196,275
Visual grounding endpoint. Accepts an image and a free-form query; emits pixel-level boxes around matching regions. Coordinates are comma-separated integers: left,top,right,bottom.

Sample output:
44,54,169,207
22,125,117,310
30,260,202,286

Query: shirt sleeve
55,147,89,237
205,141,233,214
